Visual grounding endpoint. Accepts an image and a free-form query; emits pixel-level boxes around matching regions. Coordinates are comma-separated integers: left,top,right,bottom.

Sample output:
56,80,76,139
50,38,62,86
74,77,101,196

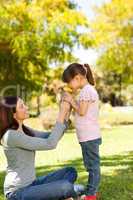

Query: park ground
0,106,133,200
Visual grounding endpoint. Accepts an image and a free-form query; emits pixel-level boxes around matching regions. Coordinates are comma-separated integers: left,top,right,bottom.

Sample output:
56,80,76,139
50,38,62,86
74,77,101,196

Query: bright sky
73,0,110,65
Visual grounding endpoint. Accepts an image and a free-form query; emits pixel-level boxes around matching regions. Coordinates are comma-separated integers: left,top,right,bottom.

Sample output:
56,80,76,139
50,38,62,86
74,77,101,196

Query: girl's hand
62,93,80,114
61,92,73,104
60,100,71,113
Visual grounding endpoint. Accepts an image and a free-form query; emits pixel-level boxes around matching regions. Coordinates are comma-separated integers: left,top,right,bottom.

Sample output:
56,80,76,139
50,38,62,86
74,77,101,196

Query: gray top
1,122,67,195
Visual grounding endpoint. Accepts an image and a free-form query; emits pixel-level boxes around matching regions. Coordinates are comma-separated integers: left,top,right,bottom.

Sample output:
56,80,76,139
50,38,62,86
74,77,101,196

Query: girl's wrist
62,99,71,105
71,100,77,110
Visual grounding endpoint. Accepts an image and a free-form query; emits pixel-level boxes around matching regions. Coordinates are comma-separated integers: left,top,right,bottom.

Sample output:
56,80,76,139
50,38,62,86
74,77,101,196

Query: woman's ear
13,113,17,119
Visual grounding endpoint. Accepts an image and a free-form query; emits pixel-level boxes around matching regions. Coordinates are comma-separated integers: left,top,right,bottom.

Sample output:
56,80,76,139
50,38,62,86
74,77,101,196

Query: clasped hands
57,92,76,123
61,91,75,112
61,92,74,105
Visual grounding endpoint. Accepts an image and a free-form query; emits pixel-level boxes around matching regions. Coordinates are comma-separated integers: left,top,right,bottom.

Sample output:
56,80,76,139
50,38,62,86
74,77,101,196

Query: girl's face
68,75,82,91
13,98,29,121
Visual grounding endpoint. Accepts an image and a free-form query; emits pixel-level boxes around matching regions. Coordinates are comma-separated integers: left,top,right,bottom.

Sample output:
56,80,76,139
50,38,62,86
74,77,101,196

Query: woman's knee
61,181,74,195
66,167,77,181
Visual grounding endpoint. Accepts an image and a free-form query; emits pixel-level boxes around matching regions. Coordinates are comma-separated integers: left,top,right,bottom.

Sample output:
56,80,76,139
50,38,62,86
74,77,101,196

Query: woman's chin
25,114,29,119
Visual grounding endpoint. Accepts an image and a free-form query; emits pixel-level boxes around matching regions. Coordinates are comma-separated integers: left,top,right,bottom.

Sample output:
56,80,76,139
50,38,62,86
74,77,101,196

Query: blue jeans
6,167,77,200
80,138,102,196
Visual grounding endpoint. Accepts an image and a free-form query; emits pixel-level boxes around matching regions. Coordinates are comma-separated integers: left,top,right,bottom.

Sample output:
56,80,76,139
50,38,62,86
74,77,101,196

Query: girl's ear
76,74,83,83
75,74,80,80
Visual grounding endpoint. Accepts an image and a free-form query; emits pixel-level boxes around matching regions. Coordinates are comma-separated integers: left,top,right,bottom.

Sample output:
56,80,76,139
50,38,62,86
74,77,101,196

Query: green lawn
0,125,133,200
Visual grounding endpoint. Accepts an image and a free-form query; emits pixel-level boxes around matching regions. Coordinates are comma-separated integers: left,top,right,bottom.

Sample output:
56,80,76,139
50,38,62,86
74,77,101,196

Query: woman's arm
5,101,70,151
25,121,69,139
25,127,50,139
25,102,70,139
6,122,66,150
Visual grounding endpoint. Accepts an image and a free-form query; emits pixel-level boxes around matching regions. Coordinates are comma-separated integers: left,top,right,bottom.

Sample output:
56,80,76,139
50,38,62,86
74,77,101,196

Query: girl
62,63,102,200
0,96,78,200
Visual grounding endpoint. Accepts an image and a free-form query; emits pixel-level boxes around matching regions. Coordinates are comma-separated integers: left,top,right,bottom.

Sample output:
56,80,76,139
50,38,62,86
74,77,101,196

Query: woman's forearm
57,101,71,123
7,122,66,151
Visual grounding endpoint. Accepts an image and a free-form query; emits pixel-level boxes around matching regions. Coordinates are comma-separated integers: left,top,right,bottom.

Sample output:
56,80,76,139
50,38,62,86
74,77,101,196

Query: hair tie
83,64,87,75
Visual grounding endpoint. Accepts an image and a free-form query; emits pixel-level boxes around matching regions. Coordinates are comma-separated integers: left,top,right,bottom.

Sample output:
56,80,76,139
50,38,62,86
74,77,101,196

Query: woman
0,96,78,200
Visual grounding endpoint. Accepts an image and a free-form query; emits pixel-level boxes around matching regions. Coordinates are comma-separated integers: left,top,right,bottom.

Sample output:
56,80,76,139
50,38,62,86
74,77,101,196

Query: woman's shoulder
1,129,20,146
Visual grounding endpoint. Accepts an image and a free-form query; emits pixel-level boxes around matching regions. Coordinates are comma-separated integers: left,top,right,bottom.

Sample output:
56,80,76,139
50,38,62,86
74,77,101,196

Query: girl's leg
15,179,77,200
80,138,101,196
32,167,77,186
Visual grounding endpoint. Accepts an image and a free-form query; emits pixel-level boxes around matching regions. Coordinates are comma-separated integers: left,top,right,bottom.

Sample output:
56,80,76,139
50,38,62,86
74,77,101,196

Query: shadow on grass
0,151,133,200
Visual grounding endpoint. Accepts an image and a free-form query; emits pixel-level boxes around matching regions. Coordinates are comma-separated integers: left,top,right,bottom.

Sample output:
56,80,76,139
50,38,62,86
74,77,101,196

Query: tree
85,0,133,105
0,0,88,97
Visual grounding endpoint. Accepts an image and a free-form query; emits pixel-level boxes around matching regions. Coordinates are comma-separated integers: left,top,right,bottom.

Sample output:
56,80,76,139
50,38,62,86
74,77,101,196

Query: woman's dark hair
0,96,34,143
62,63,95,85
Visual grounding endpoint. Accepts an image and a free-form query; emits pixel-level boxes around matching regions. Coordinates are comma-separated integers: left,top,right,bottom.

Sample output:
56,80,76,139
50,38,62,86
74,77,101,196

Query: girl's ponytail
62,62,95,85
84,64,95,86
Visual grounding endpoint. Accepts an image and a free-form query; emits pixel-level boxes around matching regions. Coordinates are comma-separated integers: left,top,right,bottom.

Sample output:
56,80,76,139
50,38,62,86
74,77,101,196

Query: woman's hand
57,100,71,123
62,92,78,111
61,92,74,104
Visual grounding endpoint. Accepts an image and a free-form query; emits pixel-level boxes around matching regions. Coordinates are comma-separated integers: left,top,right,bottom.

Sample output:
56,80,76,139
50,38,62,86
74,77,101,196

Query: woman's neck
17,121,23,132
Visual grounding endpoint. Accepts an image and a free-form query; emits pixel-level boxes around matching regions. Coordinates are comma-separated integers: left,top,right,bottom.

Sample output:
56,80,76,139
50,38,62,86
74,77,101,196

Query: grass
0,124,133,200
99,104,133,127
26,105,133,130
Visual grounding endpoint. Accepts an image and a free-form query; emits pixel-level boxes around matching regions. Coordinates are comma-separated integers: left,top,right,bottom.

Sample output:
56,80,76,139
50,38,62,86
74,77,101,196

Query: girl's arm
62,93,89,116
71,99,89,116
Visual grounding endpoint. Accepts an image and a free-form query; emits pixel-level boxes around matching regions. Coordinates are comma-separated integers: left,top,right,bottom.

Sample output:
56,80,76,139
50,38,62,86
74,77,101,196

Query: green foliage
86,0,133,104
96,0,133,80
0,0,88,96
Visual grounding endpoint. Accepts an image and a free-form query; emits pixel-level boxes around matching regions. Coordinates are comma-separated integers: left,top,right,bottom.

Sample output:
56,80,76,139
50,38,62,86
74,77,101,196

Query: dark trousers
6,167,77,200
80,138,102,195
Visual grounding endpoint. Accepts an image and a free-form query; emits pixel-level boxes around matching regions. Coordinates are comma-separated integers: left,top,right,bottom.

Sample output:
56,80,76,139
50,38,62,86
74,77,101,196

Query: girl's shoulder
81,84,98,94
79,84,99,101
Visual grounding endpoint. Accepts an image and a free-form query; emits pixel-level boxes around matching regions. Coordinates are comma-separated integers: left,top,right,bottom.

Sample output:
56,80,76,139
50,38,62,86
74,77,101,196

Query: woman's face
14,98,29,121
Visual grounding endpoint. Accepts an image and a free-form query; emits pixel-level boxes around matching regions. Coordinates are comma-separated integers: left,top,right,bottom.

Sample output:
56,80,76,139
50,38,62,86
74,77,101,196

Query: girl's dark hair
0,96,34,143
62,63,95,85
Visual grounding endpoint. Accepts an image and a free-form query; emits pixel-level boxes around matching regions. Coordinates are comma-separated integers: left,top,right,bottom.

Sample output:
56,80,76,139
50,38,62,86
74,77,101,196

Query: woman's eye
20,104,23,108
